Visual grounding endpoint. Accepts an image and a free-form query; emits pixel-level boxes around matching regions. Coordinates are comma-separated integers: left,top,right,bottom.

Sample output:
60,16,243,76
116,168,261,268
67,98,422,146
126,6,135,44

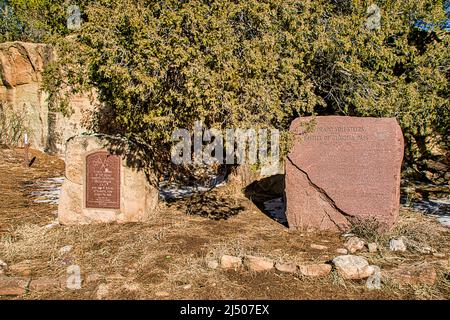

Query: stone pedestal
58,135,159,225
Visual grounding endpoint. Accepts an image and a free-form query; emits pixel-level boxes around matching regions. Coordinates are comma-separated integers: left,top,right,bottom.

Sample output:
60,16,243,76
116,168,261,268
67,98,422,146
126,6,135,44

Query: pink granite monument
285,116,404,232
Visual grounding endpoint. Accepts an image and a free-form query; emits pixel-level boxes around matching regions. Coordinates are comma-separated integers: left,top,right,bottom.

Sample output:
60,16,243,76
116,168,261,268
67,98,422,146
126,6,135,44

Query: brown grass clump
391,210,446,252
349,218,384,243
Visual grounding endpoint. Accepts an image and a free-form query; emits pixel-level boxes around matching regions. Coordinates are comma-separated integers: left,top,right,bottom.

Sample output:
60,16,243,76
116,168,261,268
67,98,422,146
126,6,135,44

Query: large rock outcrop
0,41,93,154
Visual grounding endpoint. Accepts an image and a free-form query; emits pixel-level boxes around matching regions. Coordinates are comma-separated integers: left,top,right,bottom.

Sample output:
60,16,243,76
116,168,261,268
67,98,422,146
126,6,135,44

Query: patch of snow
29,177,64,205
402,196,450,227
159,175,226,200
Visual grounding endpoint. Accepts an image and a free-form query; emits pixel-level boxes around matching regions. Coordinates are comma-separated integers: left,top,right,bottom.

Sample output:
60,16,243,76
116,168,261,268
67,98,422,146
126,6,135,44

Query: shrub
42,0,449,178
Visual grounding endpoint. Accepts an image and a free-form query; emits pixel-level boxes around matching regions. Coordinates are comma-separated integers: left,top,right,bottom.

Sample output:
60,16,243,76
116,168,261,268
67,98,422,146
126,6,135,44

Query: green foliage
306,0,449,165
42,0,449,176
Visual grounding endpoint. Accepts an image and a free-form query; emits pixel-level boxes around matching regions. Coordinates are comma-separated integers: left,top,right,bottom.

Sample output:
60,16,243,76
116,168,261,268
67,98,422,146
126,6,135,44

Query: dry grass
349,209,448,256
0,148,449,300
0,103,28,147
349,218,385,243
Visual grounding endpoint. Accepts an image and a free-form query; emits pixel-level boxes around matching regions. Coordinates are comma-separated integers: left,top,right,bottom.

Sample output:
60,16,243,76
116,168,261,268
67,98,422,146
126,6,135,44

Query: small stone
182,284,192,290
95,283,110,300
332,255,375,280
59,245,73,255
336,248,348,255
368,243,378,253
275,262,298,274
220,255,242,270
310,244,328,251
9,260,41,276
29,277,65,292
344,237,365,254
389,238,407,252
243,255,274,272
366,265,382,290
298,264,332,277
383,263,437,286
0,276,30,296
206,260,219,270
155,291,170,297
433,253,445,258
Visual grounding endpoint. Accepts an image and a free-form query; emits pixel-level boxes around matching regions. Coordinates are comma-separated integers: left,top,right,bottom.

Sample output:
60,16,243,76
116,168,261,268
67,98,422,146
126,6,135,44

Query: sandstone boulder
243,256,274,272
344,237,365,254
0,42,94,154
298,264,332,277
310,244,328,251
220,255,242,270
285,116,404,232
0,276,30,296
275,262,298,274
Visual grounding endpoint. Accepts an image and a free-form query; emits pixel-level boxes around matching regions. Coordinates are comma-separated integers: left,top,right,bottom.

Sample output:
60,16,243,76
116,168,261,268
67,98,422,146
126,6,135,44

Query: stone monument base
58,135,159,225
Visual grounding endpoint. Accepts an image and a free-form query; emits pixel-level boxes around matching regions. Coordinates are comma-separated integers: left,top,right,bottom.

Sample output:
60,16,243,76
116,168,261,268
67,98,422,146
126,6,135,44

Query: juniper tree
35,0,449,178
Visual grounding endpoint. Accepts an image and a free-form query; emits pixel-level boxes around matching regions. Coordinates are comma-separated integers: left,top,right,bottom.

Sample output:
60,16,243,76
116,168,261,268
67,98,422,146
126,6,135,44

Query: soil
0,147,449,300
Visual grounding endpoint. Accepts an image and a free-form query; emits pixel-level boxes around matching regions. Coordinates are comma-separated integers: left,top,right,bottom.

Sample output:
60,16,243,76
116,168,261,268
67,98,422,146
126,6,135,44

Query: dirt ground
0,147,449,300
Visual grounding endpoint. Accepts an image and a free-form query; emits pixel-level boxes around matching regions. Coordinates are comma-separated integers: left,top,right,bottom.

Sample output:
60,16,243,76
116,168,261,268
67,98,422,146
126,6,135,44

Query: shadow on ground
173,192,246,220
244,174,288,227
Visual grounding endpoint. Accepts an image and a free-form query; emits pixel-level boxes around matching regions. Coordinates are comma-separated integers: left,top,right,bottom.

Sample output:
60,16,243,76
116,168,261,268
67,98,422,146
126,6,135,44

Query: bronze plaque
85,151,121,209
